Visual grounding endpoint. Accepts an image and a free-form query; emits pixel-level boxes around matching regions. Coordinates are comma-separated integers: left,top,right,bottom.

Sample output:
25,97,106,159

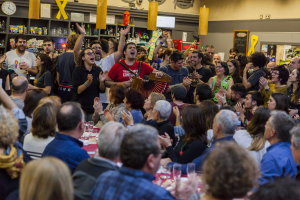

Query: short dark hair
229,48,239,54
15,34,27,43
231,83,246,98
12,79,28,94
125,89,144,110
57,102,83,132
43,37,54,45
192,50,203,60
196,83,212,102
108,38,119,52
120,124,160,169
170,50,184,63
23,89,48,117
90,40,101,47
123,42,137,54
274,65,289,85
271,93,289,114
136,46,147,54
250,178,300,200
110,84,126,105
248,91,263,107
100,39,109,54
205,45,214,52
250,52,267,68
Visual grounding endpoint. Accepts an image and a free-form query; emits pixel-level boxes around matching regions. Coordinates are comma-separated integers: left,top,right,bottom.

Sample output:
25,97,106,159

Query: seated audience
10,76,28,109
234,106,271,165
73,122,125,200
193,83,212,105
91,124,198,200
159,105,208,164
93,84,125,126
19,157,73,200
236,91,263,124
152,100,176,147
259,111,297,185
208,61,233,103
189,142,260,200
260,65,289,105
250,178,300,200
42,102,89,173
0,106,25,200
227,59,242,84
290,125,300,181
22,89,48,138
23,103,58,159
169,84,188,126
287,68,300,117
267,93,289,113
243,52,267,91
38,96,61,107
201,100,219,141
170,109,237,174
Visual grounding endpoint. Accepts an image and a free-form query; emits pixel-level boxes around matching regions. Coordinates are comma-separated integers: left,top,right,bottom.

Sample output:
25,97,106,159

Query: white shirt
5,50,36,77
23,133,55,159
96,54,115,103
234,130,270,165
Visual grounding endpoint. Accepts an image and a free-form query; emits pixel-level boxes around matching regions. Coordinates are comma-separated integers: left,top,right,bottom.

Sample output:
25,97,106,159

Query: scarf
0,145,25,179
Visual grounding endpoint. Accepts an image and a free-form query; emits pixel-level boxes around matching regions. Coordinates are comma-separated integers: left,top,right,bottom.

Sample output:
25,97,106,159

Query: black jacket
154,119,176,147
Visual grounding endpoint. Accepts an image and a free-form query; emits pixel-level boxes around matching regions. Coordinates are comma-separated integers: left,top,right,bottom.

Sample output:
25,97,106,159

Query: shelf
100,34,115,37
8,33,68,38
0,46,5,48
0,32,6,34
84,35,99,38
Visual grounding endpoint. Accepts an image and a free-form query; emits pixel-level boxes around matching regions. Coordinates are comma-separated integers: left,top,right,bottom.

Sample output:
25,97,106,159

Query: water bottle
2,20,5,32
236,112,242,131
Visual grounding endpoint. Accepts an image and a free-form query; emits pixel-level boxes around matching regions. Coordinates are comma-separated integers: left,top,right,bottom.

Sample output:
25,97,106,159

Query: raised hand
87,74,93,84
120,26,131,36
76,23,86,35
93,100,103,114
121,110,134,126
259,77,269,89
173,106,180,117
99,71,108,82
161,33,168,43
216,92,226,106
158,132,172,148
0,54,6,64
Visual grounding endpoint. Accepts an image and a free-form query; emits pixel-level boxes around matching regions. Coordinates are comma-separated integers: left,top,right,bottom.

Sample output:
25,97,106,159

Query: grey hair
154,100,172,120
270,111,295,142
120,124,160,169
291,125,300,149
97,121,126,159
216,110,238,135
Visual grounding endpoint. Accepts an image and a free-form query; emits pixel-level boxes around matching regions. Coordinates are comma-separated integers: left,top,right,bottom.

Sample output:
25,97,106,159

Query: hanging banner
56,0,68,20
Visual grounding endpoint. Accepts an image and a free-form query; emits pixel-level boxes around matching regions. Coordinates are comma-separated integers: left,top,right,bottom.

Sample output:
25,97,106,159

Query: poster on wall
267,45,276,62
233,30,249,55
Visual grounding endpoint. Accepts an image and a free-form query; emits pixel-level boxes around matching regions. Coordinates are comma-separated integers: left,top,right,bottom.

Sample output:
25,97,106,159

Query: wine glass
88,121,94,133
187,163,195,177
173,163,182,182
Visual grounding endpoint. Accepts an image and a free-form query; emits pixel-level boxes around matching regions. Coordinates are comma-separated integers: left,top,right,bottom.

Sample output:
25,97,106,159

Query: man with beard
205,45,215,60
5,35,36,77
74,23,130,108
184,50,213,104
105,42,163,88
43,37,59,60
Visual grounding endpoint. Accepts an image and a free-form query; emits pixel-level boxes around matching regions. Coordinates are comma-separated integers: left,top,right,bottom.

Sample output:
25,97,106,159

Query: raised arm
74,23,86,63
153,33,168,61
183,40,196,59
114,26,131,63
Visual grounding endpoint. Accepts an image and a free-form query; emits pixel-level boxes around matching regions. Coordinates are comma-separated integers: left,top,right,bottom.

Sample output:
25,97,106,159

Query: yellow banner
56,0,68,20
247,35,258,56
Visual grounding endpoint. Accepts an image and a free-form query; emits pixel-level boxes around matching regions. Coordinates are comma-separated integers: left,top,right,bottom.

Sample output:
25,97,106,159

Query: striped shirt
23,133,54,159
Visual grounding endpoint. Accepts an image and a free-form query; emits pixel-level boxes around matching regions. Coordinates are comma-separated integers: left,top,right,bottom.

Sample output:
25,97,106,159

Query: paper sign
71,12,84,21
218,52,225,61
40,3,51,18
90,14,115,24
90,13,96,22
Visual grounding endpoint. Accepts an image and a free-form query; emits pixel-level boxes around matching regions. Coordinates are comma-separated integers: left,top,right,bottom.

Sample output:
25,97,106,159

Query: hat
171,84,187,101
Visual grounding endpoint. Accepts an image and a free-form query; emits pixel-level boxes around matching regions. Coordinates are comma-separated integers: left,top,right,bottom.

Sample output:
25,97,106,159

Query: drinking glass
187,163,195,177
173,163,182,182
57,27,62,36
88,121,94,133
51,28,56,36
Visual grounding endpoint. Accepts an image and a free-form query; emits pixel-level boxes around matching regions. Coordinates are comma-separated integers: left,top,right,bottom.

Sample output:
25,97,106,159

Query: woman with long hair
234,106,271,165
236,53,248,74
287,68,300,117
200,100,219,142
19,157,73,200
267,93,289,113
159,105,208,164
227,59,242,84
208,61,234,103
29,53,56,95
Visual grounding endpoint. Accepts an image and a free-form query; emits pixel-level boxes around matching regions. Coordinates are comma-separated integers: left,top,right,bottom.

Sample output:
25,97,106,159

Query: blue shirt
259,142,297,185
42,132,89,173
168,136,235,174
91,167,175,200
120,109,143,125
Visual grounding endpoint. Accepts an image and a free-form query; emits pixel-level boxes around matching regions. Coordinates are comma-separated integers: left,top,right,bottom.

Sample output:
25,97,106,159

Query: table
81,127,100,157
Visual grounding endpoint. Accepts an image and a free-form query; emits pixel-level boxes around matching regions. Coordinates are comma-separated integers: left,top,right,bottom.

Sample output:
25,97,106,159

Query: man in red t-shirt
105,43,162,88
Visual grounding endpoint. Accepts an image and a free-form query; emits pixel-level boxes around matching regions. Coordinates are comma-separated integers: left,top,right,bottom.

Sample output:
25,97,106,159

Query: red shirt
108,60,154,82
169,102,188,126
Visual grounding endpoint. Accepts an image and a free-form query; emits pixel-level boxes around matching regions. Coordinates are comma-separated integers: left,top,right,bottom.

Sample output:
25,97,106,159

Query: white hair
291,125,300,149
154,100,172,120
216,110,238,135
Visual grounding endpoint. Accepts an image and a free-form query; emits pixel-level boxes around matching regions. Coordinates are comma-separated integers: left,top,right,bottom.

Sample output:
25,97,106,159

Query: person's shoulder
6,50,15,55
25,51,35,57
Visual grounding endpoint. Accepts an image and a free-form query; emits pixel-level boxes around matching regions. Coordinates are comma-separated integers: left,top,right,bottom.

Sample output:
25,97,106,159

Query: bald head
267,62,276,72
57,102,84,132
11,76,28,94
290,57,300,70
213,54,221,63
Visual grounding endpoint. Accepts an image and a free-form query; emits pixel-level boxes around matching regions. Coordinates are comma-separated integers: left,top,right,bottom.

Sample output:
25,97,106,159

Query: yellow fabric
0,146,25,179
262,84,288,106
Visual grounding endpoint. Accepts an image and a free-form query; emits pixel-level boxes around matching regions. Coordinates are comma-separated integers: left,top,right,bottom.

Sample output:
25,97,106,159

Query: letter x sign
56,0,68,20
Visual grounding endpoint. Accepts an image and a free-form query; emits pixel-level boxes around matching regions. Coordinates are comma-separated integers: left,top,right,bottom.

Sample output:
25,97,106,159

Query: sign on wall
233,30,249,55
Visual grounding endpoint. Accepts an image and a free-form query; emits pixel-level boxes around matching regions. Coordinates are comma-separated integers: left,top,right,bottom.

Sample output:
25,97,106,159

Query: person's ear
82,56,85,61
236,94,241,99
270,129,276,138
216,124,221,134
196,95,199,100
252,101,257,107
146,153,156,170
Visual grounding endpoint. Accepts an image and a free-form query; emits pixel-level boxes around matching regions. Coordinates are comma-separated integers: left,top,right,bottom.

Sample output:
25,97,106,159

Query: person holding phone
242,52,267,91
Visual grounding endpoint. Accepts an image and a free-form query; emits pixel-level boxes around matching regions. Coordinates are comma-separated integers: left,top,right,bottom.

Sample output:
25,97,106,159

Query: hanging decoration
123,10,130,25
248,35,259,56
55,0,68,20
28,0,40,19
96,0,107,29
147,1,158,31
198,5,209,35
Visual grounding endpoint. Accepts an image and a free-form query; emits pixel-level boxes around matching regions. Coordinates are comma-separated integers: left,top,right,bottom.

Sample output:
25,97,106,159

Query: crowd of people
1,26,300,200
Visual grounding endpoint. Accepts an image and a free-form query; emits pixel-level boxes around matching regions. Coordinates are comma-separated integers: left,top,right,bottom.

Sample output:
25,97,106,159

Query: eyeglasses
272,72,279,75
92,47,102,50
85,52,95,56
